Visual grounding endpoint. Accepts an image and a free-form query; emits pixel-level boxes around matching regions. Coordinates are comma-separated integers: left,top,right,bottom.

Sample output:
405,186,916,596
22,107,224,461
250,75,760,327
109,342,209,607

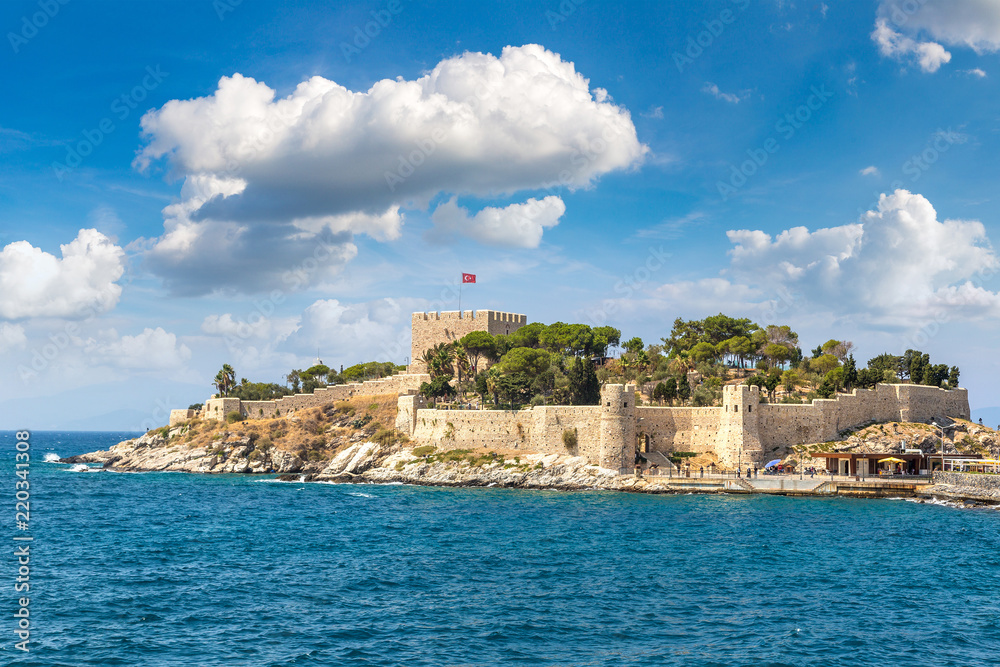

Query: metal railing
620,469,933,482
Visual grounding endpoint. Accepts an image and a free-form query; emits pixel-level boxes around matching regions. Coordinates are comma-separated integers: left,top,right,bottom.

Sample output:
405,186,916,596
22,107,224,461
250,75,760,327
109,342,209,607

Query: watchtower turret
599,384,636,471
718,384,763,468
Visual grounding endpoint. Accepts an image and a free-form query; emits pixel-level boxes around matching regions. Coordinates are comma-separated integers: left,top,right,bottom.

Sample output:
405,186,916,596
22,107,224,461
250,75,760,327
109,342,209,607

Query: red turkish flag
462,273,476,283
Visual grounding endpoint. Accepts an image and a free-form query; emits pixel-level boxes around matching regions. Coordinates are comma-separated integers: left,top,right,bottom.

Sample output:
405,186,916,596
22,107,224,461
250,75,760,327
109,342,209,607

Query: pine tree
568,357,601,405
843,354,857,390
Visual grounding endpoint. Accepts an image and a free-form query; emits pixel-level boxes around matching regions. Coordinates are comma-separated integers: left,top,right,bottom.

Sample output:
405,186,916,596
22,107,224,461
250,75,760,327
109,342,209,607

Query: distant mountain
971,407,1000,430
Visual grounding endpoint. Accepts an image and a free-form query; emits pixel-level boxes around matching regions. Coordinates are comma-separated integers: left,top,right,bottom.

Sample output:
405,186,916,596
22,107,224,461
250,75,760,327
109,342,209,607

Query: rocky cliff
63,434,696,494
790,419,999,468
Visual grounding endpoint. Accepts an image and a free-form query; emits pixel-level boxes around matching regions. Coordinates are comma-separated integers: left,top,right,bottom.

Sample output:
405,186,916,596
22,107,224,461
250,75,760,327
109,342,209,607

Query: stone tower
717,384,764,469
599,384,636,471
409,310,527,373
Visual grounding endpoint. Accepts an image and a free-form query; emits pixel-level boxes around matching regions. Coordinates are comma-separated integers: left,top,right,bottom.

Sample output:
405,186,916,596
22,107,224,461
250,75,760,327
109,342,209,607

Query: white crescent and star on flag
462,273,476,283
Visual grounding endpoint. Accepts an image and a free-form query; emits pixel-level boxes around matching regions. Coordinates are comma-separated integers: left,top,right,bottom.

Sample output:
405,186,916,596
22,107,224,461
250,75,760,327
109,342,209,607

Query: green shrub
351,415,373,429
226,411,244,423
373,428,397,446
413,445,436,457
562,428,578,451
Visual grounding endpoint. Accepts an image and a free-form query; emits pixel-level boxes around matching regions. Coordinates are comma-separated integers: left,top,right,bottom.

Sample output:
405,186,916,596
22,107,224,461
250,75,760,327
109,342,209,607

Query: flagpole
459,280,462,317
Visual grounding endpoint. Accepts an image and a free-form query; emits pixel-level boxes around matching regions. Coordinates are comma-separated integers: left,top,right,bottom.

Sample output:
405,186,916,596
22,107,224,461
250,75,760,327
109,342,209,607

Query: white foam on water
69,464,93,473
347,492,375,498
43,453,61,463
904,496,977,510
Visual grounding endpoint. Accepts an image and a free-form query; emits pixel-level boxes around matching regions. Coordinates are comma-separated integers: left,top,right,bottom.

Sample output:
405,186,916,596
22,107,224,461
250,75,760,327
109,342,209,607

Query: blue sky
3,0,1000,429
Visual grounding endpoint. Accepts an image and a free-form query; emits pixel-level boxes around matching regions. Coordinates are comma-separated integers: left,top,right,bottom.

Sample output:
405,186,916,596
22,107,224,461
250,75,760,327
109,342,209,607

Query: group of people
643,463,820,478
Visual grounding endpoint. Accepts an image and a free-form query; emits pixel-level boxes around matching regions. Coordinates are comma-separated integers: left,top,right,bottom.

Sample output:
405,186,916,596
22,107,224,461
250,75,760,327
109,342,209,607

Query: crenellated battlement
487,311,528,325
166,301,975,475
410,308,527,372
411,310,526,323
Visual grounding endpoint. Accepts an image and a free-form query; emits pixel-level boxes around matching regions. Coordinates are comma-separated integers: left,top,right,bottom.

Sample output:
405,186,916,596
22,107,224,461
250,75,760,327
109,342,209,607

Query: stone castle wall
398,383,970,470
898,384,969,423
932,471,1000,496
169,409,197,427
407,402,603,460
196,372,431,422
409,310,527,373
755,384,970,456
635,407,721,454
169,302,972,472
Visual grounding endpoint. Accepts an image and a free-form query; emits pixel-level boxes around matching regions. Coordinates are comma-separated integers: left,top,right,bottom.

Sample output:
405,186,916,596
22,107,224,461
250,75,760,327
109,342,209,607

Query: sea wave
43,453,61,462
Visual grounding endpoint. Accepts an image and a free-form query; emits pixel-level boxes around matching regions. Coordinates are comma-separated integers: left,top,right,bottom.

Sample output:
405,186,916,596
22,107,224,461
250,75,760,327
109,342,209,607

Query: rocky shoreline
62,432,669,493
61,432,1000,506
916,481,1000,506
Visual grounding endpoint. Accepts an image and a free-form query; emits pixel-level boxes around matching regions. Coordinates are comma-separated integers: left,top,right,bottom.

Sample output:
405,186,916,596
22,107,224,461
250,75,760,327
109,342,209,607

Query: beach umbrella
764,459,781,468
877,457,906,463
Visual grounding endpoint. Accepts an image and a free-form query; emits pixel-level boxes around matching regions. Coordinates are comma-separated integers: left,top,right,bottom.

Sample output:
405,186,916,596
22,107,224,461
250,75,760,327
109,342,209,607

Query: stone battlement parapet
409,310,527,373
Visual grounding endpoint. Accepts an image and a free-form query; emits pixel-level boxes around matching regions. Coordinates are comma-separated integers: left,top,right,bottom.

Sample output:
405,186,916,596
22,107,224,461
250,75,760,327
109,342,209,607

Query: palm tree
422,343,456,380
213,364,236,397
453,345,470,396
420,348,438,375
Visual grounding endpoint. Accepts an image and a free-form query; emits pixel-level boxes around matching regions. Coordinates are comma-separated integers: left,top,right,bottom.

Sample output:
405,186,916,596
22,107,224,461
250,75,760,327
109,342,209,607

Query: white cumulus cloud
85,327,192,370
860,165,880,177
287,297,429,364
872,18,952,72
429,196,565,248
0,229,124,320
873,1,1000,73
201,312,299,342
725,190,1000,321
640,191,1000,326
0,323,26,351
135,44,646,294
881,0,1000,53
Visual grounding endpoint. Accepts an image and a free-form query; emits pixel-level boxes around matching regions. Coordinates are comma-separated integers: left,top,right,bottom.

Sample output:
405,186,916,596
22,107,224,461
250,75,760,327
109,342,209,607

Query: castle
409,310,527,372
171,309,970,470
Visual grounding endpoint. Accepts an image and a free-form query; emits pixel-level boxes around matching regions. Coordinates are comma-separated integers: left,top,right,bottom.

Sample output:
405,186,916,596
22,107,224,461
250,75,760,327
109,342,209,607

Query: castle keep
409,310,527,373
172,307,971,470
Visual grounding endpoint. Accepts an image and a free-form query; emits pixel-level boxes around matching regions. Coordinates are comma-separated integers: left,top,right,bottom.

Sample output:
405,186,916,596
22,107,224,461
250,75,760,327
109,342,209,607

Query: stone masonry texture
409,310,527,373
171,306,970,472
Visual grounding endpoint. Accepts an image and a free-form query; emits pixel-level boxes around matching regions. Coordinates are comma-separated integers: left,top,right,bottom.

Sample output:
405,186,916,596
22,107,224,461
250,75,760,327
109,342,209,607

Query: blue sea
2,431,999,666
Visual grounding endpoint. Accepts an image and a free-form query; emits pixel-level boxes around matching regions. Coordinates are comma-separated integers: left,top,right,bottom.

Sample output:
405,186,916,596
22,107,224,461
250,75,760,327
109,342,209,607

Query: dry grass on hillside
168,393,403,460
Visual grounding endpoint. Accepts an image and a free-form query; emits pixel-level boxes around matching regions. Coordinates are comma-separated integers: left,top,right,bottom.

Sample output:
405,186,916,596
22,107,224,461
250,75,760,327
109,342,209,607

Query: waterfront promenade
624,470,936,498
